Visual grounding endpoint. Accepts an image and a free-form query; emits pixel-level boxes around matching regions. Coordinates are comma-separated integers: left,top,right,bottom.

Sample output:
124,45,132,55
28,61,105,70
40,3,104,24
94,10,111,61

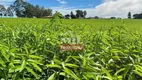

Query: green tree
94,16,99,19
128,12,131,19
70,11,76,19
133,12,142,19
42,9,52,17
40,6,45,17
76,10,86,18
13,0,26,17
34,6,52,18
0,5,6,17
76,10,83,18
24,3,35,18
35,5,41,18
6,5,14,17
65,14,70,19
83,10,87,18
13,0,53,18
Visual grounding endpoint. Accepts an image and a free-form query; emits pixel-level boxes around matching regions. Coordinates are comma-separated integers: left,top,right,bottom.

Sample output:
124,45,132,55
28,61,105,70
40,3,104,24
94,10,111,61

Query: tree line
0,0,52,18
128,12,142,19
0,0,87,19
0,5,14,17
133,12,142,19
65,10,87,19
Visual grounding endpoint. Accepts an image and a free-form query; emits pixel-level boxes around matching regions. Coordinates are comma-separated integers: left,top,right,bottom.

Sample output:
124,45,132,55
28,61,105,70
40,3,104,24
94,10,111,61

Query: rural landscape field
0,0,142,80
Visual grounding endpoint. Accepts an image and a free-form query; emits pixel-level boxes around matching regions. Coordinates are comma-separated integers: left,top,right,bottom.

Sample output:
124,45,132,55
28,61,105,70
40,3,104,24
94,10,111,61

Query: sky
1,0,142,18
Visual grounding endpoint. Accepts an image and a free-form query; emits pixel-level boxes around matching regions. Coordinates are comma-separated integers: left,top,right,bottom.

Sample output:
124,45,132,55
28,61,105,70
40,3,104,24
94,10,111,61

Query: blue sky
1,0,142,18
27,0,102,8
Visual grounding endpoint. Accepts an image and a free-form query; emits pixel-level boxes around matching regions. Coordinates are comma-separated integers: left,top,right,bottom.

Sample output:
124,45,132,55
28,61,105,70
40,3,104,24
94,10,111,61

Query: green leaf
47,73,56,80
46,64,62,69
63,67,80,80
83,57,87,67
134,65,142,76
133,70,142,76
26,67,39,79
31,62,42,72
0,57,6,67
114,68,125,76
65,56,71,62
1,49,9,62
101,67,112,79
101,76,112,80
61,62,65,69
123,64,131,78
13,60,21,64
20,60,26,72
29,55,42,59
53,58,62,64
27,59,41,64
46,50,56,54
65,63,79,68
24,45,29,54
135,65,142,72
14,66,21,72
12,72,20,80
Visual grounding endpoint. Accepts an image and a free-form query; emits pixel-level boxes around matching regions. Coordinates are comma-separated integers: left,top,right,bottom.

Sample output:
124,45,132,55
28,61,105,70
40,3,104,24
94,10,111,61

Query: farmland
0,17,142,80
0,18,142,31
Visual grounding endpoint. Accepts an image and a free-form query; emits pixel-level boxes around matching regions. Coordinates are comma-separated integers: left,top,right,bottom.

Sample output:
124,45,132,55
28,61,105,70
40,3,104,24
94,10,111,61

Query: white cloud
94,0,142,18
51,0,142,18
0,0,15,6
56,0,67,5
0,0,28,6
103,0,117,2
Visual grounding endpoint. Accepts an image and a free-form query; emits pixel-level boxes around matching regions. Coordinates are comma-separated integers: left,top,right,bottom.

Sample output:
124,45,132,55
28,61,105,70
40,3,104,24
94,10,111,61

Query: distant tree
76,10,80,18
75,10,87,18
13,0,26,17
133,14,139,19
83,10,87,18
133,12,142,19
40,6,45,17
24,3,35,18
7,5,14,17
70,11,76,19
0,13,1,17
35,5,41,18
110,17,116,19
13,0,52,18
128,12,131,19
117,17,122,19
42,9,52,17
94,16,99,19
0,5,6,17
76,10,84,18
65,14,70,19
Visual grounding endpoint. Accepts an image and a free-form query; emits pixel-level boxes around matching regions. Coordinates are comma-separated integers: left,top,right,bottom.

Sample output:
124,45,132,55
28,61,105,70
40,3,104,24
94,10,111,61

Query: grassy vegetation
0,18,142,31
0,17,142,80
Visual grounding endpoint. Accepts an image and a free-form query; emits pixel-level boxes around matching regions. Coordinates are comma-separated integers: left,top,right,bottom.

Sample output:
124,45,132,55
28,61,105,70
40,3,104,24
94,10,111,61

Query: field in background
0,18,142,31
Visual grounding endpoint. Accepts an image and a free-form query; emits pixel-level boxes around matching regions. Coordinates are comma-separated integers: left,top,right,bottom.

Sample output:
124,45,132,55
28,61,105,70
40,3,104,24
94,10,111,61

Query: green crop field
0,16,142,80
0,18,142,31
